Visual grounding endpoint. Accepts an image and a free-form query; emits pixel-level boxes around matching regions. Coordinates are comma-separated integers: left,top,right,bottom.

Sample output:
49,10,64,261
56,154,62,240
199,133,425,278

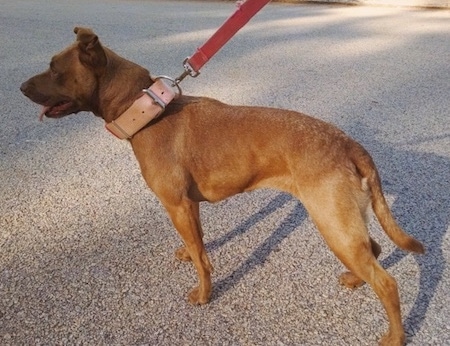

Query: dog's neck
93,49,152,123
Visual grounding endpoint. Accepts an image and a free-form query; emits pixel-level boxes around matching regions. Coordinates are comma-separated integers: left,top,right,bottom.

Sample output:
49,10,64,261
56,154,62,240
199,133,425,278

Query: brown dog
21,27,424,345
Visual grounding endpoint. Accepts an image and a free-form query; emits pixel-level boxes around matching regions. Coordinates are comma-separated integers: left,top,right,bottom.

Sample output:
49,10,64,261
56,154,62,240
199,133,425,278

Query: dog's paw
188,286,210,305
379,331,405,346
175,247,192,262
339,271,365,289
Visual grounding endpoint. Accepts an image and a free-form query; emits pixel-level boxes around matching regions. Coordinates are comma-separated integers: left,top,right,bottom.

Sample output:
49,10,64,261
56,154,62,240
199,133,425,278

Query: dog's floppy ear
74,27,107,68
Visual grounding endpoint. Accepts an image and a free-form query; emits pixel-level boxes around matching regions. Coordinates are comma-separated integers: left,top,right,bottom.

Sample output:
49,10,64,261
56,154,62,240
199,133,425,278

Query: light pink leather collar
105,78,178,139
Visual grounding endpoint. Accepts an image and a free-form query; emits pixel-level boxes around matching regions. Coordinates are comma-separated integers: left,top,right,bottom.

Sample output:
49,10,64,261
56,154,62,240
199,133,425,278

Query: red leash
176,0,271,82
107,0,271,139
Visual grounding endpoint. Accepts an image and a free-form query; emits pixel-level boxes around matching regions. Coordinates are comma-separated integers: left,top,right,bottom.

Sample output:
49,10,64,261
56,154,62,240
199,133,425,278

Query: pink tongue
39,106,51,121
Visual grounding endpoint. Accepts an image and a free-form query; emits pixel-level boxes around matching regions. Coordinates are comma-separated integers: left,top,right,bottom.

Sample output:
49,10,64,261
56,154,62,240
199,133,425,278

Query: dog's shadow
374,141,448,337
205,128,449,339
206,193,304,296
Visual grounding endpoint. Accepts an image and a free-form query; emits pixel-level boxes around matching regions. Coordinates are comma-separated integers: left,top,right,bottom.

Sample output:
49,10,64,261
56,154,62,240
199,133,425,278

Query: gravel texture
1,1,449,345
300,0,450,9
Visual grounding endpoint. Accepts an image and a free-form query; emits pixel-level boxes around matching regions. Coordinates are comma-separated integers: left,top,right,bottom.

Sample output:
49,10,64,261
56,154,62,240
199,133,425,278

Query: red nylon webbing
186,0,271,73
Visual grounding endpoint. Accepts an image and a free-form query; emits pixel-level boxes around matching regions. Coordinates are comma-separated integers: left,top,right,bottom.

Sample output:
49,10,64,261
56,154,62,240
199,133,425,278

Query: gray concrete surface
301,0,449,9
1,0,449,345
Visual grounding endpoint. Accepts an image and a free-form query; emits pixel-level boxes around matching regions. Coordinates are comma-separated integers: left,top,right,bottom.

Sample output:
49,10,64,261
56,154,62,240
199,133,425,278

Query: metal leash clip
175,58,201,85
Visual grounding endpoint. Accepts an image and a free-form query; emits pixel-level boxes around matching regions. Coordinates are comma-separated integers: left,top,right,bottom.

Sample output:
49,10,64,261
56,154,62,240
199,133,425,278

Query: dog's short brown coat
21,27,424,345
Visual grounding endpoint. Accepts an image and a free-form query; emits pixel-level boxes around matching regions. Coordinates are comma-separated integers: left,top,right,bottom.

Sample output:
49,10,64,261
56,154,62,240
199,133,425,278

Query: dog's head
20,27,125,120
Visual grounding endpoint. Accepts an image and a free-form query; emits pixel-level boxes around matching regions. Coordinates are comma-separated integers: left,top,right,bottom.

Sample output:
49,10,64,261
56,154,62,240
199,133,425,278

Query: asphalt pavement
1,1,449,345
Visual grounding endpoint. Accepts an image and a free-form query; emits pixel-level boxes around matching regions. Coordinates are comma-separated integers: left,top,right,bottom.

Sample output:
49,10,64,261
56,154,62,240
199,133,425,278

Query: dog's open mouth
39,100,75,121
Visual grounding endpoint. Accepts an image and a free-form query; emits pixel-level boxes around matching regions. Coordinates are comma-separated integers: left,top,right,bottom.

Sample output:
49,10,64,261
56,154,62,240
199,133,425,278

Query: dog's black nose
20,82,27,94
20,81,31,96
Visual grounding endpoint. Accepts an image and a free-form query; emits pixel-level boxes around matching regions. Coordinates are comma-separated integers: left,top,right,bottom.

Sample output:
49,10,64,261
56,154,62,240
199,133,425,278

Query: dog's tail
351,144,425,254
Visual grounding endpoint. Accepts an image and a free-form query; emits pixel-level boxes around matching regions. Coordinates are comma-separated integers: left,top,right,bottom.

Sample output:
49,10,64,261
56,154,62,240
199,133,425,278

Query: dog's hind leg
339,237,382,288
164,198,213,305
301,183,405,345
338,246,405,346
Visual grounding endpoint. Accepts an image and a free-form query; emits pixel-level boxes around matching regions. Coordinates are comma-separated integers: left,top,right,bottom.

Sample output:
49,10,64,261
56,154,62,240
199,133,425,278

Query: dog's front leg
164,199,213,304
174,203,203,263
